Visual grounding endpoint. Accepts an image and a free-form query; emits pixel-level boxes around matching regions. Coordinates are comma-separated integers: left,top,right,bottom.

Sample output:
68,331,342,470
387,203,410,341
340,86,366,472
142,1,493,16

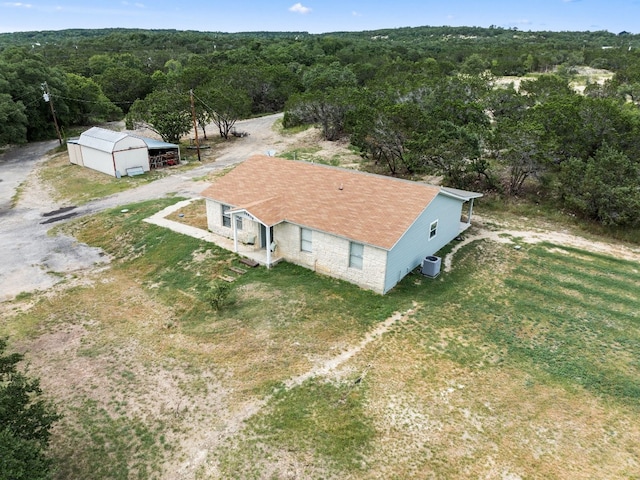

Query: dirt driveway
0,113,304,302
3,112,639,303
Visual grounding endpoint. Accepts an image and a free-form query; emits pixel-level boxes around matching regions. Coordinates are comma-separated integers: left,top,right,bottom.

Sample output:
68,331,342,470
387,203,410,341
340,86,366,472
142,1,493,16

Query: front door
260,225,274,249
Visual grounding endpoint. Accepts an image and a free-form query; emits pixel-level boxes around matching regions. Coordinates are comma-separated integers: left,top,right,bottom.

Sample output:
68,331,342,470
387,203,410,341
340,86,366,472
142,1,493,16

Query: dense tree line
1,26,640,227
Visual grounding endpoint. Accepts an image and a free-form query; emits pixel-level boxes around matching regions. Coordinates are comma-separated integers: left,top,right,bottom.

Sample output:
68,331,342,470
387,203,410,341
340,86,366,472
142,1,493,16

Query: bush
206,280,234,311
0,338,60,480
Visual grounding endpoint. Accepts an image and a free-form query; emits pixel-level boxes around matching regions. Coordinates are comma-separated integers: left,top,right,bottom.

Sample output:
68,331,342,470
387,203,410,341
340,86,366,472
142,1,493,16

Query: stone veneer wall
276,222,388,294
205,199,388,293
205,199,260,244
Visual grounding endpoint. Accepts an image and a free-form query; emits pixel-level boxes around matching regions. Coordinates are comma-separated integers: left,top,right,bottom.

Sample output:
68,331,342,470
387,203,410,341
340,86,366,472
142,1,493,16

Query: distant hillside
1,25,636,51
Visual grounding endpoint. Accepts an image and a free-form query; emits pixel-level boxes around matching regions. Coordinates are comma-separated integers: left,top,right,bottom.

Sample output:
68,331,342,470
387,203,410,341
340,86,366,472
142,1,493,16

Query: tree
0,92,28,146
285,87,356,141
127,89,192,144
491,118,545,196
0,338,60,480
301,61,357,92
558,145,640,227
196,84,251,139
206,280,234,311
460,53,488,75
0,46,68,142
348,96,425,175
62,73,121,125
519,74,574,103
95,65,151,114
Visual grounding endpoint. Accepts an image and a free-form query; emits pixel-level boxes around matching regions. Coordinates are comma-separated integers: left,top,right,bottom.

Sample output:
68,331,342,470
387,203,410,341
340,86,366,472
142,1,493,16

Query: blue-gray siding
383,194,463,293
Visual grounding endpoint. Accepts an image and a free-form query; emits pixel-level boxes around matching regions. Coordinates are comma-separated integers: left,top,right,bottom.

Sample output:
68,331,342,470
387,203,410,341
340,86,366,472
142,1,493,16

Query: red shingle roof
200,155,441,250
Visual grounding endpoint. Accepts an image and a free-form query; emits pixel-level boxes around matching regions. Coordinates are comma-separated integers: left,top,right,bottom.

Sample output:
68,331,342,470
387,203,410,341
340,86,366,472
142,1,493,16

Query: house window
300,228,312,252
235,215,243,230
349,242,364,269
221,204,231,227
429,220,438,240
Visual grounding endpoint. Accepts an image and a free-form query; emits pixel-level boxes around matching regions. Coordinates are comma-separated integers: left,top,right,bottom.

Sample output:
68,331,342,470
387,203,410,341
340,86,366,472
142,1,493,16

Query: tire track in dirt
181,304,420,478
444,221,640,273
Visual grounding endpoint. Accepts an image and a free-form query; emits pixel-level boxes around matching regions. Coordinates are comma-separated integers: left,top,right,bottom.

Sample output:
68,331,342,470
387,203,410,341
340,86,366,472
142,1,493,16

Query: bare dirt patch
3,113,639,479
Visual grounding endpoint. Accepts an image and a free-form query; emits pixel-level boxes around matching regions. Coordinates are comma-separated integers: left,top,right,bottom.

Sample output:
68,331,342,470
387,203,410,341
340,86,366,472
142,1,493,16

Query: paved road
0,113,284,302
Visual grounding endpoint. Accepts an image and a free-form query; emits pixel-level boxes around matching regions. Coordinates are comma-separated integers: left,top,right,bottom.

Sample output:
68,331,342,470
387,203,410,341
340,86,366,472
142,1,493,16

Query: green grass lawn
3,199,639,479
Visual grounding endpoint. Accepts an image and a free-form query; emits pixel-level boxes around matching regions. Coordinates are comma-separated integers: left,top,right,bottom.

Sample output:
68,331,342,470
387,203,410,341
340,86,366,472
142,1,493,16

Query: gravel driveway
0,113,285,302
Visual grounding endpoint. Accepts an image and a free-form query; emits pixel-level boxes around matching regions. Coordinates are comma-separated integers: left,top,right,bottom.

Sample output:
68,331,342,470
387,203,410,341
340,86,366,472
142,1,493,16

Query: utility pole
189,89,201,162
41,82,63,145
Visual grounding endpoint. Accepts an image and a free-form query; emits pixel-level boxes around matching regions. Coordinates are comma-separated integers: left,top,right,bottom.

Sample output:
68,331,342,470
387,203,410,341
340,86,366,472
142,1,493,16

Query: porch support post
232,213,238,253
266,224,272,269
467,199,474,225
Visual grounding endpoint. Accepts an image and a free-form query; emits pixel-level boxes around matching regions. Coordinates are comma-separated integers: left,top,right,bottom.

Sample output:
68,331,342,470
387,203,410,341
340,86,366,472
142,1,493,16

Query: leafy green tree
0,338,60,480
206,280,234,311
95,65,151,114
558,145,640,227
415,121,485,188
127,89,191,143
484,83,530,120
520,74,574,103
196,84,251,139
491,118,545,196
285,87,356,141
348,97,423,175
0,46,68,141
460,53,489,75
301,61,357,92
246,63,302,113
0,92,27,146
62,73,121,125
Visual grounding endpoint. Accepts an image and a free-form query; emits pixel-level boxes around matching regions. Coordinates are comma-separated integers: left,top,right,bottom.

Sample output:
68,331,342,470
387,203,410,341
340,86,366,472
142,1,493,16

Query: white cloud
289,2,311,14
352,11,362,17
2,2,33,7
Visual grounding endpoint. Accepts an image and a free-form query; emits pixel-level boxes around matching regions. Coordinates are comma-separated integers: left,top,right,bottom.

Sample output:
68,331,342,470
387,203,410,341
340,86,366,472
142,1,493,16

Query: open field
2,195,639,479
2,111,639,479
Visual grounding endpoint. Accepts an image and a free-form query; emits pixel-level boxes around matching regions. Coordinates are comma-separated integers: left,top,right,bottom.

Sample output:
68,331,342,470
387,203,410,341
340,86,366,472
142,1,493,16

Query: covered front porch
441,186,482,235
211,231,283,267
229,209,282,268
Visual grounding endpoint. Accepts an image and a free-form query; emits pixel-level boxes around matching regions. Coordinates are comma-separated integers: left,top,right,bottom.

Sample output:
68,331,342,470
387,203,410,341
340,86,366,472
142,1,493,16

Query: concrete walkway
143,198,280,266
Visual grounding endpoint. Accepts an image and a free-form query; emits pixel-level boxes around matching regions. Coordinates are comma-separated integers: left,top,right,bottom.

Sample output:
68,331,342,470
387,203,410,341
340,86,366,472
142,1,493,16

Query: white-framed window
221,205,242,229
429,219,438,240
349,242,364,269
300,227,312,252
221,204,231,227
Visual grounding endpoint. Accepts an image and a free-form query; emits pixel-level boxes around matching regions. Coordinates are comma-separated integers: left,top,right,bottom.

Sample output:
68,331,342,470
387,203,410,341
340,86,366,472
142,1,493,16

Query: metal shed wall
76,128,150,177
67,142,83,166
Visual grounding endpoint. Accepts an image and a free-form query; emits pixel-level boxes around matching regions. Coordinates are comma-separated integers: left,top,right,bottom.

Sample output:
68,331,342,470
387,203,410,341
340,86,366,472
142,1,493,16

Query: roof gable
201,155,447,249
78,127,146,153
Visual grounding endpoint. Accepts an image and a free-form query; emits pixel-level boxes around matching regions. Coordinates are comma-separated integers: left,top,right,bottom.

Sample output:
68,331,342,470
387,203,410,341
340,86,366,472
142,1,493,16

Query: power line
52,93,135,106
190,90,216,114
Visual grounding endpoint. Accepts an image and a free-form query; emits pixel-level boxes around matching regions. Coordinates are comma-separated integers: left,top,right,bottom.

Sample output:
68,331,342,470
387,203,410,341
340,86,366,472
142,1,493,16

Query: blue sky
1,0,639,34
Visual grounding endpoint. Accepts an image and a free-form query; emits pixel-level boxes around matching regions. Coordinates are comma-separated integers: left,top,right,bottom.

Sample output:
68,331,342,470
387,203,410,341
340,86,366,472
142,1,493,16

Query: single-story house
67,127,180,177
201,155,482,294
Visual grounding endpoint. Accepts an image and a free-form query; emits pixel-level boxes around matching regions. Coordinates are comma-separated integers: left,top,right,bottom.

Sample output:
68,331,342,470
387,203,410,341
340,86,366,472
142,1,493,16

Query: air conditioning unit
421,255,441,278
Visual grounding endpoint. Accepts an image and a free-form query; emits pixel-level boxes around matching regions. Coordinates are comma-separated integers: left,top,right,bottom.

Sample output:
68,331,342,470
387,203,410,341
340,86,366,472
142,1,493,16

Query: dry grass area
4,203,640,479
2,114,639,479
166,198,209,230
